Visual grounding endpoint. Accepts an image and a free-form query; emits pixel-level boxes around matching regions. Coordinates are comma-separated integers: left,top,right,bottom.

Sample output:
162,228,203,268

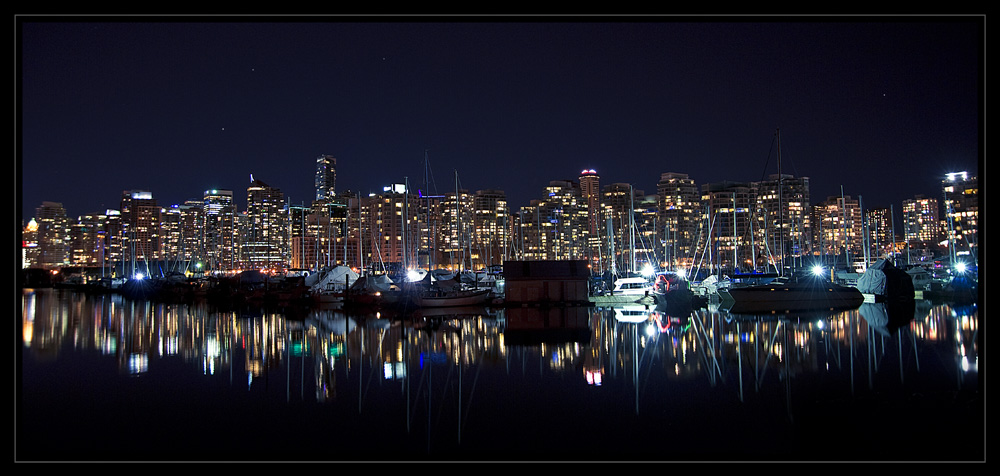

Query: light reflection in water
19,287,981,460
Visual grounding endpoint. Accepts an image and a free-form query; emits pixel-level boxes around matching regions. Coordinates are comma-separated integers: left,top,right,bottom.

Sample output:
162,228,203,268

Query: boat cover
857,259,914,299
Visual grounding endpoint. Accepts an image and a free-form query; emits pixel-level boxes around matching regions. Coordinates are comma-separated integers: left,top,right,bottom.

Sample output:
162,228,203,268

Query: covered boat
856,259,915,302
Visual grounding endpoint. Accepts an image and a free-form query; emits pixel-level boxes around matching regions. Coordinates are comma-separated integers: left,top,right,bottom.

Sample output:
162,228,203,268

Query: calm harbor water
18,287,982,462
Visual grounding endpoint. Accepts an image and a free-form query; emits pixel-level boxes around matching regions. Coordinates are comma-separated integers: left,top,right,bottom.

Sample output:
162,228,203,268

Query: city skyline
18,17,982,222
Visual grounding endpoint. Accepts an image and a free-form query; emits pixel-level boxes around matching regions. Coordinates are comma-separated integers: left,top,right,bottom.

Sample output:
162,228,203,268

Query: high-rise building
754,174,811,271
472,189,507,269
159,201,203,271
942,172,978,262
315,155,337,201
656,172,701,272
202,189,237,272
243,178,287,270
119,191,161,277
701,181,754,273
578,169,602,270
440,184,474,271
902,195,941,246
811,195,863,268
68,212,110,267
32,201,70,270
601,183,643,274
864,207,895,260
519,180,589,262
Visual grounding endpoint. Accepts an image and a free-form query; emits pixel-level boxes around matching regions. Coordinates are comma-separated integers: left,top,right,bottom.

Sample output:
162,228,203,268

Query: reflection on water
19,288,981,462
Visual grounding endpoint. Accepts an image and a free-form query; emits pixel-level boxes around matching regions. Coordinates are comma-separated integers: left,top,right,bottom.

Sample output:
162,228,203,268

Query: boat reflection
19,287,981,460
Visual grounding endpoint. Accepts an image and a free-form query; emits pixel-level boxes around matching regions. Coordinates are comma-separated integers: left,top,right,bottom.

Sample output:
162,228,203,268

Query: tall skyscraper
579,169,602,271
315,155,337,201
244,178,287,270
31,201,70,270
203,189,237,272
119,191,161,276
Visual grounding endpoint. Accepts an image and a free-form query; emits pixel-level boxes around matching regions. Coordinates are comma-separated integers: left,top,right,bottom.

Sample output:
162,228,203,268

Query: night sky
18,16,982,223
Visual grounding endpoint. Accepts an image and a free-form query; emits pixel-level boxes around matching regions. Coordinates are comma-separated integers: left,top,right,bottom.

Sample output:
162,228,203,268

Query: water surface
18,288,982,462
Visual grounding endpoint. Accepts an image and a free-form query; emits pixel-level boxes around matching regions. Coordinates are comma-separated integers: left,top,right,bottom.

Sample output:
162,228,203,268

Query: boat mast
629,184,636,275
777,127,784,278
841,185,850,271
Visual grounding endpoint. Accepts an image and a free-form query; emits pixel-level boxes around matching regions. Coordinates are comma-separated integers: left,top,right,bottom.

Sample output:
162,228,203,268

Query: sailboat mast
777,127,784,277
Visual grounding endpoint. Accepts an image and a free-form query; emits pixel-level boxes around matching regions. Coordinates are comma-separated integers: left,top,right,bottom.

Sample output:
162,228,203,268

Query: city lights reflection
19,288,982,461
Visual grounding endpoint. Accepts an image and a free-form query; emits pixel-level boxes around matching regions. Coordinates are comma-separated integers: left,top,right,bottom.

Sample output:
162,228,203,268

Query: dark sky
18,16,982,223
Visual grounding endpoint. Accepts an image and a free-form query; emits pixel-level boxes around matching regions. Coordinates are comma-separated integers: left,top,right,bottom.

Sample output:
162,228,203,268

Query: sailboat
719,129,863,313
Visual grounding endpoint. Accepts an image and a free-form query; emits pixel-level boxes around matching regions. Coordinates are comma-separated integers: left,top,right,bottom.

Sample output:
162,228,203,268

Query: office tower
754,174,811,271
656,172,702,272
942,172,978,262
203,189,237,272
902,195,941,251
68,212,109,267
299,196,350,271
472,189,508,269
315,154,337,201
579,169,602,270
288,203,313,270
119,191,161,277
244,178,287,270
32,201,70,270
811,195,863,268
701,181,754,273
160,202,203,270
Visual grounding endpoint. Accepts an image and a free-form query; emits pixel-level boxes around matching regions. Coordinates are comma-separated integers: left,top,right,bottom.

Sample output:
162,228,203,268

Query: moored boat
719,277,864,313
414,288,492,308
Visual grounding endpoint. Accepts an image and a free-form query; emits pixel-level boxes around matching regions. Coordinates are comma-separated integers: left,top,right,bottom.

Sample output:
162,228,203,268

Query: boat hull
415,289,492,307
720,282,864,313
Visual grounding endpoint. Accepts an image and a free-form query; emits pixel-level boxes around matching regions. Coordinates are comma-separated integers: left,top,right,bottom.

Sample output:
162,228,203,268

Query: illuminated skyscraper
519,180,589,262
119,191,161,276
701,181,754,273
902,195,941,246
579,169,601,270
942,172,978,262
244,178,287,270
754,174,811,271
203,189,237,272
656,172,701,271
472,189,507,268
31,201,70,270
811,195,863,268
601,183,642,274
315,155,337,201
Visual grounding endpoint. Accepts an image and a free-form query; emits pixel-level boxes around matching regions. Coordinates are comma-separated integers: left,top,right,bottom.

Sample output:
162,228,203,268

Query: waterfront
18,288,982,462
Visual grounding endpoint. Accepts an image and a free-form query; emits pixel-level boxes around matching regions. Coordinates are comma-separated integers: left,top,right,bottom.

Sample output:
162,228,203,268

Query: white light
955,262,967,274
811,265,825,277
641,264,655,277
